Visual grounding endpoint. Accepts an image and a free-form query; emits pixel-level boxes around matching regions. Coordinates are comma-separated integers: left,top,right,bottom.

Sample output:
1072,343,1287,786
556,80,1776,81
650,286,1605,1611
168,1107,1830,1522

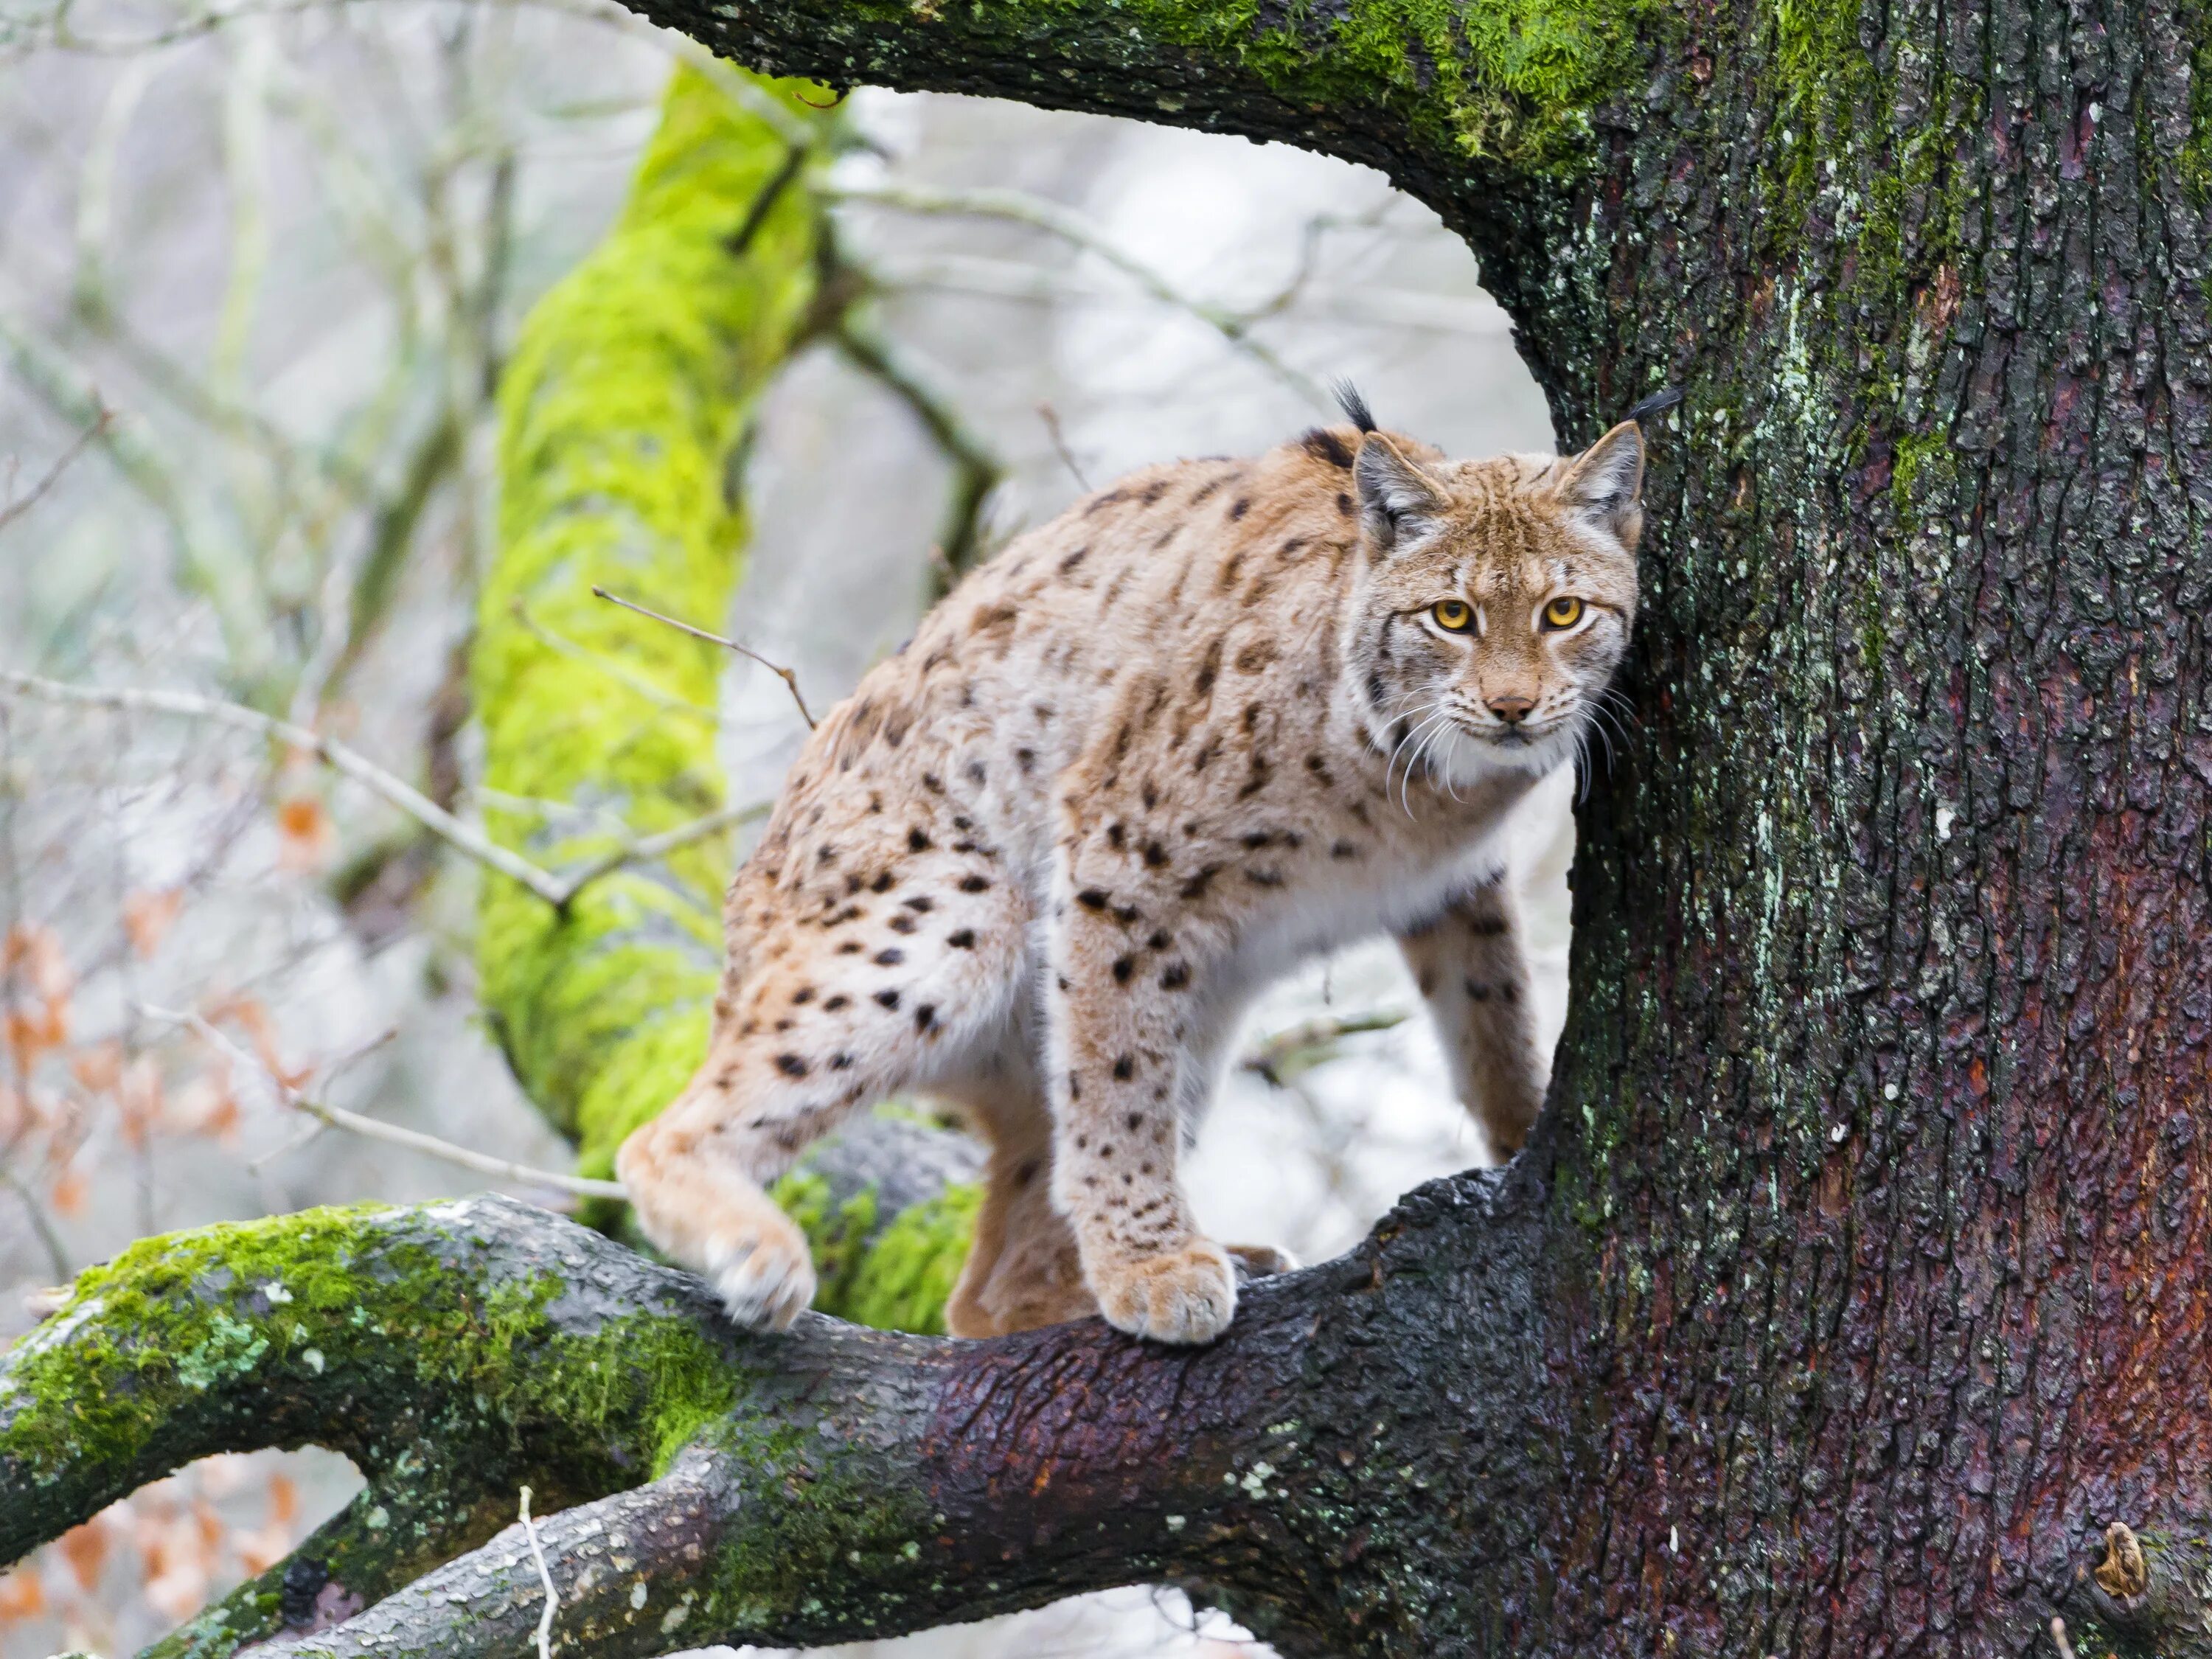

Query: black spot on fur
914,1004,938,1032
1464,979,1491,1002
960,874,992,893
1161,963,1190,990
824,994,849,1010
1229,497,1251,520
875,947,905,965
1143,841,1169,868
908,827,932,852
775,1054,809,1078
831,1052,854,1071
1113,956,1134,982
1332,841,1361,860
1077,888,1109,910
871,872,896,893
1301,427,1354,468
1113,1055,1135,1080
947,929,976,948
875,988,902,1009
792,987,815,1004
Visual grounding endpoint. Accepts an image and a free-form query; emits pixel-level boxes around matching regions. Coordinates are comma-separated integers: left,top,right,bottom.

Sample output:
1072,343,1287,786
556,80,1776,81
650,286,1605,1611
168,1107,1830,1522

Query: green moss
475,66,833,1175
841,1183,982,1335
770,1168,980,1336
0,1206,738,1502
2180,0,2212,204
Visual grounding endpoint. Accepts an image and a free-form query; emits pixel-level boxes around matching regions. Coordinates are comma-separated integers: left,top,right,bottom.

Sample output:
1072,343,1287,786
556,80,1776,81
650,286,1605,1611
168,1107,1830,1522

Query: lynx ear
1557,420,1646,551
1355,433,1447,554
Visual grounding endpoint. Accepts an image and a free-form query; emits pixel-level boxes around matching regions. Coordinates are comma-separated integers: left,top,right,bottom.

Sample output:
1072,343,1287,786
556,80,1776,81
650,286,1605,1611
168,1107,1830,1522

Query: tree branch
831,307,1005,588
826,181,1329,408
2,1173,1547,1658
0,669,574,904
145,1004,627,1201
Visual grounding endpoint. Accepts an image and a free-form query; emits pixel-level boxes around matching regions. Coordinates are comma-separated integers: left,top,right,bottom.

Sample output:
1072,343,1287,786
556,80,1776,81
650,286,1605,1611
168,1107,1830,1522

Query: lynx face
1346,421,1644,788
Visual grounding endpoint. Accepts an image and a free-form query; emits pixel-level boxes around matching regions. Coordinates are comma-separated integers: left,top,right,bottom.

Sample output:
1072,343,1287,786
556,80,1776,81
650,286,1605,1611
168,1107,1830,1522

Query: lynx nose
1486,692,1535,725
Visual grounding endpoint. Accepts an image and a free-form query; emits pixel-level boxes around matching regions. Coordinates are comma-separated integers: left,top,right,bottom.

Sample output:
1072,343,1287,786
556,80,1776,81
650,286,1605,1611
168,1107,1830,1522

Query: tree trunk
7,0,2211,1654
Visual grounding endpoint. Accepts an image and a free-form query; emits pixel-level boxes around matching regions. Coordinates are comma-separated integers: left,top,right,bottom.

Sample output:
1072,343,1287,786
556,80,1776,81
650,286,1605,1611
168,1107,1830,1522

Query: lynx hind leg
1396,873,1549,1159
946,1143,1097,1338
622,857,1028,1331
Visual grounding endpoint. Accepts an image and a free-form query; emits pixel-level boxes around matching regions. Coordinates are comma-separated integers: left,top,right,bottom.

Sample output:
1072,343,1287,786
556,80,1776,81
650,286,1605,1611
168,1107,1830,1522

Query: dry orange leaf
49,1165,87,1217
122,888,185,959
57,1519,108,1592
0,1565,45,1618
275,794,334,873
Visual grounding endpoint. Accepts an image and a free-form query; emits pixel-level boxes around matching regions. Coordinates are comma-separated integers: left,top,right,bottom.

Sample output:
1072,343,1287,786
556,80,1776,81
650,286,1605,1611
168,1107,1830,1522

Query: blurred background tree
0,0,1560,1647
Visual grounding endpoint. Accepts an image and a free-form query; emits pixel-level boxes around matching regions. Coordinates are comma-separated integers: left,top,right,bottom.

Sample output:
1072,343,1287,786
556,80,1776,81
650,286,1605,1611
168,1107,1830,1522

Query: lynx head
1342,407,1644,785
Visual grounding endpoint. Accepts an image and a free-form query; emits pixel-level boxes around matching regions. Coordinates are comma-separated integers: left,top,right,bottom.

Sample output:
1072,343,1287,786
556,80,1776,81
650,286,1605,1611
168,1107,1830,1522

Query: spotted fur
618,412,1646,1343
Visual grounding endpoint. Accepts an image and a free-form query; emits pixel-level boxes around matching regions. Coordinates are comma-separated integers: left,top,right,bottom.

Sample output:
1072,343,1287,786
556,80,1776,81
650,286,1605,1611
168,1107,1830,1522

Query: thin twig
545,799,771,908
591,587,816,729
519,1485,558,1659
244,1026,399,1172
822,180,1330,407
508,600,720,723
144,1004,627,1202
2049,1616,2077,1659
0,405,111,536
0,670,572,906
1035,401,1091,491
1240,1009,1408,1089
832,307,1004,586
0,1164,73,1283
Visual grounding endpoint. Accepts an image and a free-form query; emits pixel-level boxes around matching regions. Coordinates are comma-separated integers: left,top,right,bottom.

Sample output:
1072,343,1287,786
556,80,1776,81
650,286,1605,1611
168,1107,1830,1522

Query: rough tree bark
5,0,2210,1655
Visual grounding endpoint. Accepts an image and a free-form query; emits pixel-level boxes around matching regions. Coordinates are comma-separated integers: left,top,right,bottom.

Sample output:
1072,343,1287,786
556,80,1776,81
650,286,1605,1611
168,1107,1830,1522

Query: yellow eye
1543,597,1585,630
1432,599,1474,633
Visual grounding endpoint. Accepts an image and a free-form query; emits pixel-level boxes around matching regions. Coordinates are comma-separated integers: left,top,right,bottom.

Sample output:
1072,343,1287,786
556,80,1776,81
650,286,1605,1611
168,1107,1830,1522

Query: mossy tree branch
473,63,832,1183
1,1183,1546,1657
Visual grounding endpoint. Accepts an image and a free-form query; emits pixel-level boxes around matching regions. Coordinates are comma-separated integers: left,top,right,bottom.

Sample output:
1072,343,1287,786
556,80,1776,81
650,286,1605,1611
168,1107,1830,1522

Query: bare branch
142,1003,627,1202
832,308,1005,587
871,252,1514,339
0,405,110,537
822,180,1331,407
257,1450,736,1658
591,585,817,728
0,1164,72,1283
507,599,720,724
543,799,769,908
1036,400,1091,491
0,669,574,906
1239,1009,1407,1088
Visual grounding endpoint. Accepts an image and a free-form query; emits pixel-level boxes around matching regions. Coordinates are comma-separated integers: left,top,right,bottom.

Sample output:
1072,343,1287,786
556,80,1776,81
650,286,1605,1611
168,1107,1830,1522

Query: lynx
619,391,1646,1345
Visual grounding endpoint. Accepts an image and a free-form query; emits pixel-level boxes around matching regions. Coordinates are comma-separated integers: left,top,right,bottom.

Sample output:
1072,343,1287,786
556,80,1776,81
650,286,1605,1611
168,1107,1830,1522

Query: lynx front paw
1091,1239,1237,1345
703,1214,817,1332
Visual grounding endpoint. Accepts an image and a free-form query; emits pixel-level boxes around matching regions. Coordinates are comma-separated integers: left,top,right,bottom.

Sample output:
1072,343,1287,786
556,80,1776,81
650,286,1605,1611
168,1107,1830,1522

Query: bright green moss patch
0,1205,741,1507
841,1183,981,1335
476,65,833,1175
771,1168,980,1335
1148,0,1651,170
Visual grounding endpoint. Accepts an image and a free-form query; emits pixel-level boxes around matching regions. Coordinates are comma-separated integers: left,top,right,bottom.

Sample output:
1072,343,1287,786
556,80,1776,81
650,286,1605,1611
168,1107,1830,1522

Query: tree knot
2093,1522,2149,1601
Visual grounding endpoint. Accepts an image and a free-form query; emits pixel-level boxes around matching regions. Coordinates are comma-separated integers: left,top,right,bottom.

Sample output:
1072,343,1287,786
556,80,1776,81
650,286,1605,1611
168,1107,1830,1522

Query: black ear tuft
1622,386,1685,425
1332,378,1377,434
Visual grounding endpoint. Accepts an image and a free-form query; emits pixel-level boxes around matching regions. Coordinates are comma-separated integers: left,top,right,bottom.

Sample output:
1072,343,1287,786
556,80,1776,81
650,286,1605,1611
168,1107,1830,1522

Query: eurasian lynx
619,391,1645,1345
